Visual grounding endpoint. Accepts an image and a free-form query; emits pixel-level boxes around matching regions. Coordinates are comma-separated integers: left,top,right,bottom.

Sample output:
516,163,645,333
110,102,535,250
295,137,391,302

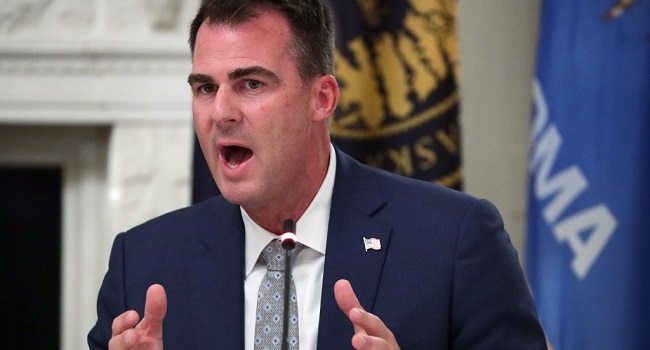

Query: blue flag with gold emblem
327,0,461,189
526,1,650,349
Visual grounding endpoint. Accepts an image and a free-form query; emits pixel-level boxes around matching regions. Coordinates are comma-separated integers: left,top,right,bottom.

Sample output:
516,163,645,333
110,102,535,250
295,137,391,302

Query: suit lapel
185,199,246,349
317,149,392,349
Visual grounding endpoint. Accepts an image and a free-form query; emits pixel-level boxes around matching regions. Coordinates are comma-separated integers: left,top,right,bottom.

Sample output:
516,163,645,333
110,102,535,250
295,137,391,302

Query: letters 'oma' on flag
526,1,650,349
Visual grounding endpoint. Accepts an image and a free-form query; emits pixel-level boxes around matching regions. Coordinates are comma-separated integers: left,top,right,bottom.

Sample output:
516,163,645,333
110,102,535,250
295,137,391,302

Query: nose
211,86,242,125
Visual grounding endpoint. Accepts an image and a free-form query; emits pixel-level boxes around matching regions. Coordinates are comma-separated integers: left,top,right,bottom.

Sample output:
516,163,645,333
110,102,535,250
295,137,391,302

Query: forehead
192,9,297,74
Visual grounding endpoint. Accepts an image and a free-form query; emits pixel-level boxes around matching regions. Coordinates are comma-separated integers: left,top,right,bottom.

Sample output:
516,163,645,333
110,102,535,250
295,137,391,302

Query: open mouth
222,145,253,169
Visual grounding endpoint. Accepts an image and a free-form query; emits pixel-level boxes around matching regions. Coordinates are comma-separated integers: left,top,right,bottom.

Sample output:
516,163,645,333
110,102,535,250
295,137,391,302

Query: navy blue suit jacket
88,149,546,349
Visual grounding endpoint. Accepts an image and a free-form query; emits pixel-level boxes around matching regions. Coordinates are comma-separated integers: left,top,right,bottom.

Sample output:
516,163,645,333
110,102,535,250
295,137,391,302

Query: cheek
192,106,211,133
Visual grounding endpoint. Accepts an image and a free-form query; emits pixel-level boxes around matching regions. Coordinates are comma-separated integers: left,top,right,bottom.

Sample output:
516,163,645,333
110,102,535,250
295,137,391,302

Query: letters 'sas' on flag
326,0,462,189
526,1,650,349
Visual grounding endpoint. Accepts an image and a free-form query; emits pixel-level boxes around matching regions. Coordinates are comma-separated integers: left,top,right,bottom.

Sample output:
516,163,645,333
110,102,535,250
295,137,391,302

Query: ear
311,74,340,122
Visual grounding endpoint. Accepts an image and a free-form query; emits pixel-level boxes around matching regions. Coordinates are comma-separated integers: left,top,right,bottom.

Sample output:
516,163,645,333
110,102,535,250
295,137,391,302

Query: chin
217,187,242,204
217,184,255,206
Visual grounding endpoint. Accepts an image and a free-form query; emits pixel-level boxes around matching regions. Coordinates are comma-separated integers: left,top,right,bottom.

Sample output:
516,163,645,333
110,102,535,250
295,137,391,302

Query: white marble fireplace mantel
0,0,201,348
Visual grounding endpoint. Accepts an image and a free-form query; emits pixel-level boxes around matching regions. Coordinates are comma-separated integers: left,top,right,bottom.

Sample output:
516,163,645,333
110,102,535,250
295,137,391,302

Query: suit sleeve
87,233,127,350
451,199,547,349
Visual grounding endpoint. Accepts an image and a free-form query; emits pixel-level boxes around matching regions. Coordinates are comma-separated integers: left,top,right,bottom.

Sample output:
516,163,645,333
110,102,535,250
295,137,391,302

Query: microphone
280,219,297,350
280,219,297,250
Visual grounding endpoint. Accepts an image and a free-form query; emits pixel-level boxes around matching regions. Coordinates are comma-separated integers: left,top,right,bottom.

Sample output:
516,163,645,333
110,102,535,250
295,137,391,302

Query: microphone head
280,232,297,250
281,219,297,250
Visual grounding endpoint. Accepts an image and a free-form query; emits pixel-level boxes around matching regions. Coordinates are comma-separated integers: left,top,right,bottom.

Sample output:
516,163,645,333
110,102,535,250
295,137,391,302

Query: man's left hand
334,279,400,350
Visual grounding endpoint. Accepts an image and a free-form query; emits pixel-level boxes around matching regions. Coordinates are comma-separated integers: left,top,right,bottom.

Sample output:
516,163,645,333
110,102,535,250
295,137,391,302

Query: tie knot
261,239,303,271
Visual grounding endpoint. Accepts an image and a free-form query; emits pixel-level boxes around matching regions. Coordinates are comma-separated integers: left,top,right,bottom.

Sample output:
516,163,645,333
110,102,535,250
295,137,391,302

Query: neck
245,140,331,235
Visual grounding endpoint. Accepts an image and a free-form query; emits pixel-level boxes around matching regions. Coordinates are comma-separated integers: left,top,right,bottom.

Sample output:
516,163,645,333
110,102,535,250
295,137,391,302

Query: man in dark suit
89,0,546,349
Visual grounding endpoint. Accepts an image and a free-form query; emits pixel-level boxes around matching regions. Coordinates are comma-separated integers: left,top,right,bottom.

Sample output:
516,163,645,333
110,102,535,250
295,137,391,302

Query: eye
246,80,262,90
199,84,216,94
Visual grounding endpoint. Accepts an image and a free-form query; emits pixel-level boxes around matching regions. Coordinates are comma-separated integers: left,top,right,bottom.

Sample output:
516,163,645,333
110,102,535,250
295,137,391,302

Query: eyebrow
228,66,281,84
187,66,282,87
187,73,213,86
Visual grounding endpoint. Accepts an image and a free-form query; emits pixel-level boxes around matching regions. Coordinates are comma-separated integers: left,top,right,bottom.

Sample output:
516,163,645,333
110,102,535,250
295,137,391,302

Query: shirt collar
243,143,337,277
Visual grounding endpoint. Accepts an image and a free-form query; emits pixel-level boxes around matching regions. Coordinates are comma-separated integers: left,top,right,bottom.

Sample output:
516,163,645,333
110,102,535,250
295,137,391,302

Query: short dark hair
189,0,335,81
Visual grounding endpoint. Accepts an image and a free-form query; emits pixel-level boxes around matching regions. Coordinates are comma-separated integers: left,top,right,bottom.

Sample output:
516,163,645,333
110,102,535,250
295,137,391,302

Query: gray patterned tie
255,239,303,350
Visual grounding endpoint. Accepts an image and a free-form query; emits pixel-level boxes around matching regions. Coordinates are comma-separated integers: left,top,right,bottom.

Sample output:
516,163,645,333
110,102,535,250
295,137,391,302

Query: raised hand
334,279,400,350
108,284,167,350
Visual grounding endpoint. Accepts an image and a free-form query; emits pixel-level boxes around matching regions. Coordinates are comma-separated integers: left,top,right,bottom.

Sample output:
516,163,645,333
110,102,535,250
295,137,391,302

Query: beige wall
458,0,542,262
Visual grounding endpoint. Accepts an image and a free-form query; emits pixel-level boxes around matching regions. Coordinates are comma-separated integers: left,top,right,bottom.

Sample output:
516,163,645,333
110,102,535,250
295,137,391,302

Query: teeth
227,162,238,169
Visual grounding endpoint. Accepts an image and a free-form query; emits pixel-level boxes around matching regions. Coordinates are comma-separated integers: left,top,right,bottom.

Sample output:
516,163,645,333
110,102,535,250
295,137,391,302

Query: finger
137,284,167,337
111,310,140,337
348,307,398,346
108,328,139,349
334,279,366,334
351,333,392,350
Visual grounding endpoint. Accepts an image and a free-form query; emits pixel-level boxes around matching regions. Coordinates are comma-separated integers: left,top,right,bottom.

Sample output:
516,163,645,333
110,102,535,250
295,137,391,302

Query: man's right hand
108,284,167,350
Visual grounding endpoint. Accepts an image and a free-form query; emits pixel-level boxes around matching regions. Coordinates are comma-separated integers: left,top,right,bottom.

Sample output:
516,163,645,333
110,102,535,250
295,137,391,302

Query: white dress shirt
243,143,336,349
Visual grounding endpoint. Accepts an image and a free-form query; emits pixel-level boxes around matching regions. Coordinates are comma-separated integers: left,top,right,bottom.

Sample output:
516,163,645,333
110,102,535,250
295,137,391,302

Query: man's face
189,10,325,212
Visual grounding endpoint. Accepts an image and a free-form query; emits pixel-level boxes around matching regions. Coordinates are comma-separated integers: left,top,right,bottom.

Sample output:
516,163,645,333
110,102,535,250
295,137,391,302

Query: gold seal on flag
330,0,461,187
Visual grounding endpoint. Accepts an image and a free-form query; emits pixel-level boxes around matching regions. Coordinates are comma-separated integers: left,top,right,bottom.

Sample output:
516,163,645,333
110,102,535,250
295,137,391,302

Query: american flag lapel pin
363,237,381,251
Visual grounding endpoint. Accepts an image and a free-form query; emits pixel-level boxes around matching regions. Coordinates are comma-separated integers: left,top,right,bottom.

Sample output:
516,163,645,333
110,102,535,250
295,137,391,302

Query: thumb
334,279,363,313
334,279,365,334
137,284,167,337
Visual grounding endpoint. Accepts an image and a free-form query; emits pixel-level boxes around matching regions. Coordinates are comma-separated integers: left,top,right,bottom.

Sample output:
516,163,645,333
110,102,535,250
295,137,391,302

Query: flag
327,0,462,189
192,136,219,203
526,1,650,349
363,237,382,251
